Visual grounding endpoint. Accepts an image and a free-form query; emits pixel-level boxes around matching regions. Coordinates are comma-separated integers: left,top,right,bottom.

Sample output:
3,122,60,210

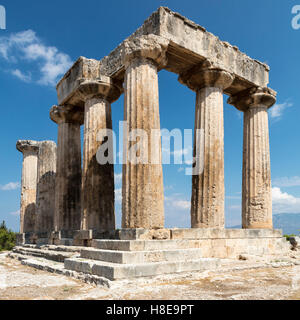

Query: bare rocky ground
0,250,300,300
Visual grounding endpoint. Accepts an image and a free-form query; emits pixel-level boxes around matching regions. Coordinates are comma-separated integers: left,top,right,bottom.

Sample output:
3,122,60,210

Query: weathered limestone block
15,233,25,245
179,61,234,228
35,141,57,233
16,140,40,233
121,35,168,229
56,8,269,107
50,105,84,233
79,77,121,232
122,34,169,68
228,87,276,229
56,57,102,108
116,228,171,240
156,7,269,92
170,228,283,240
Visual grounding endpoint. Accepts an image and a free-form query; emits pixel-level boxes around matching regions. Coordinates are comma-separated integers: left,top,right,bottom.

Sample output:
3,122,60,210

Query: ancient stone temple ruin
14,7,289,282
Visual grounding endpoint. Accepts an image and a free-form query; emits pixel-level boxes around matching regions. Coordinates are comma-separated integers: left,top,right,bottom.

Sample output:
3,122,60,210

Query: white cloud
172,200,190,210
273,176,300,188
115,188,122,203
161,145,193,165
272,187,300,214
115,173,122,184
165,194,190,211
171,147,190,157
0,182,20,191
269,102,293,120
0,29,72,86
11,69,31,82
226,195,241,200
228,205,241,210
163,194,191,227
9,210,20,216
225,188,300,214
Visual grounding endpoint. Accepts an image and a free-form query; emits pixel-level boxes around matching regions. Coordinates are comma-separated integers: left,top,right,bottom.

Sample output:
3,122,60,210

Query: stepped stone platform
13,246,77,263
9,245,110,287
12,228,290,283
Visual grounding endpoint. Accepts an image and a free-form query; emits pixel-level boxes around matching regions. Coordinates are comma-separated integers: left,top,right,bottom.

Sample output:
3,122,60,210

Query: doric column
228,87,276,229
35,141,57,233
179,61,234,228
16,140,40,233
78,77,121,232
50,105,84,233
121,35,169,229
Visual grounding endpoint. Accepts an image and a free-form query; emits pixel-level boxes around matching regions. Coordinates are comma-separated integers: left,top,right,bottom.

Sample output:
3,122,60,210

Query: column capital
16,140,40,154
122,35,169,69
76,76,122,103
50,105,84,125
179,60,234,91
227,86,277,111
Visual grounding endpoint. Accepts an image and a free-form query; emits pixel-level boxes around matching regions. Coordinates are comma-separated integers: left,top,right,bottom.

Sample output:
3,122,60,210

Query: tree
0,220,6,230
0,221,16,251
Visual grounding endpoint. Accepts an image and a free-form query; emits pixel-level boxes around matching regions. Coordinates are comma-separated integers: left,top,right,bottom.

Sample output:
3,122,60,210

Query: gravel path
0,251,300,300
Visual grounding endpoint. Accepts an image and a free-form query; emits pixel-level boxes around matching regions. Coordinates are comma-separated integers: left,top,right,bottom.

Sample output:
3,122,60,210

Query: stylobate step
13,246,78,263
91,239,204,251
64,257,220,280
22,244,83,253
9,252,111,287
80,247,203,264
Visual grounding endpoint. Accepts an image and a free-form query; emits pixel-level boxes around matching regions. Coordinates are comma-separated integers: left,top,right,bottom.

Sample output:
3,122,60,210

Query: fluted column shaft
50,105,83,233
243,106,272,228
121,35,169,229
122,57,164,229
16,141,39,233
179,63,234,228
192,86,225,228
228,87,276,229
81,96,115,231
75,77,121,232
35,141,57,233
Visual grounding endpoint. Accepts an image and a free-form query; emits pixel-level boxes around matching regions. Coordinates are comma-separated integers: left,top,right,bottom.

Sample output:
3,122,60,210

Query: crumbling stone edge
8,252,111,288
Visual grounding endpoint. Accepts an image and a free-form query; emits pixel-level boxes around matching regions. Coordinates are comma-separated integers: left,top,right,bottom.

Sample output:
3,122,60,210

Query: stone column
16,140,40,233
35,141,57,233
50,105,84,233
179,61,234,228
78,77,121,232
228,87,276,229
121,35,169,229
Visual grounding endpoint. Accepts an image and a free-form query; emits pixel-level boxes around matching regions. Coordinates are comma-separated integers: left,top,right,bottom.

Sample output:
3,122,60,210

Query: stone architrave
16,140,40,233
50,105,84,233
179,61,234,228
228,87,276,229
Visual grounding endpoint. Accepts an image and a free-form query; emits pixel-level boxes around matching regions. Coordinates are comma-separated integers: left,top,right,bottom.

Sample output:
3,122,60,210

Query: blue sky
0,0,300,231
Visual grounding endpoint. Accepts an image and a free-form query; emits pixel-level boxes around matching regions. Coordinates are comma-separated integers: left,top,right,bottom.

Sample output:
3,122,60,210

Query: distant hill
273,213,300,235
229,213,300,235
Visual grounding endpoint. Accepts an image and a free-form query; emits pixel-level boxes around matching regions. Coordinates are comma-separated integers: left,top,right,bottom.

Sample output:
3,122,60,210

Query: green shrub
284,234,297,241
0,221,16,251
